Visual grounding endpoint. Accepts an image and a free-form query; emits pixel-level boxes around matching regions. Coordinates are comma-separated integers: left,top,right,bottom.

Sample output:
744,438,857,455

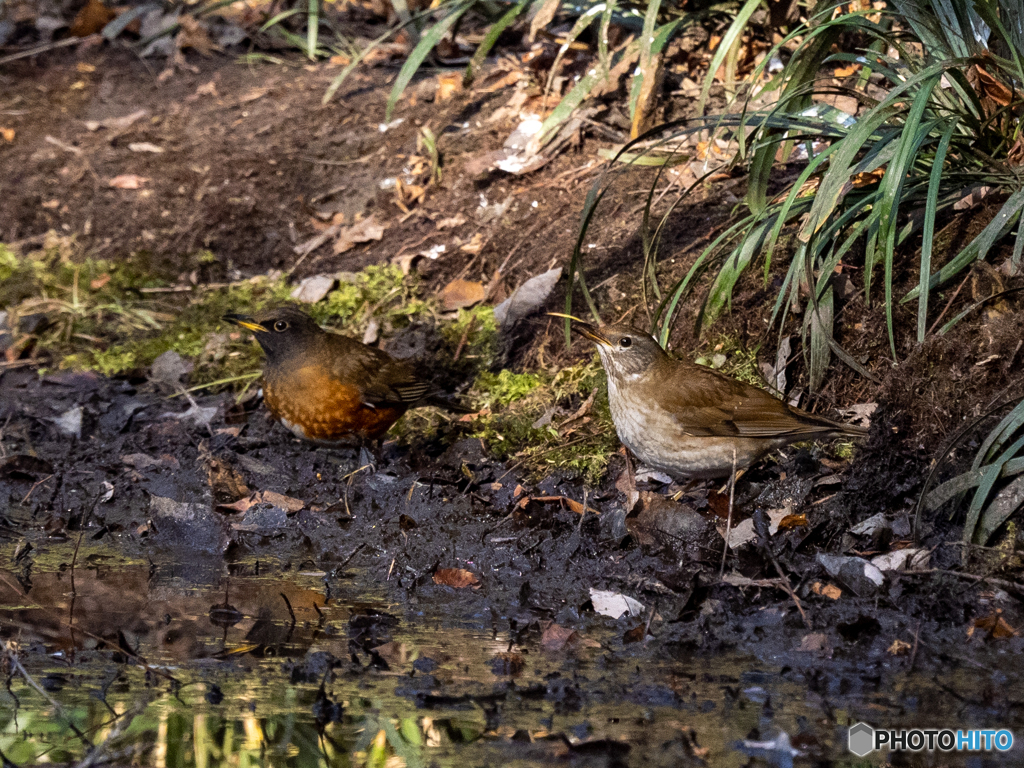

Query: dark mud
4,361,1024,765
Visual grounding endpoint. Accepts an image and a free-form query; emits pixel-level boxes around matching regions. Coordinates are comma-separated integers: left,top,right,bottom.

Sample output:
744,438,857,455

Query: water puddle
1,540,1019,766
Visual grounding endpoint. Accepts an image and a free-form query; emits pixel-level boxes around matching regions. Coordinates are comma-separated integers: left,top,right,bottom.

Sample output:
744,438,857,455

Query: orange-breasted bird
573,321,867,480
225,306,468,445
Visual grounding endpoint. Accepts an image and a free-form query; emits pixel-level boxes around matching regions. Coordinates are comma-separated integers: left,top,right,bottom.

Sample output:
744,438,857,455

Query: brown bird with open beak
572,321,867,480
224,306,468,446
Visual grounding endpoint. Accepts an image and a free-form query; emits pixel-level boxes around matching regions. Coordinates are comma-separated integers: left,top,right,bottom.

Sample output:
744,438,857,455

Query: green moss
694,334,763,387
474,370,542,406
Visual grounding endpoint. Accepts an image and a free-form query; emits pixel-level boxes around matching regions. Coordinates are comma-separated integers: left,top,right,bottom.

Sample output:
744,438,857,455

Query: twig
0,35,101,65
908,620,922,671
452,315,476,362
73,696,150,768
3,641,92,748
20,474,53,504
720,449,737,579
927,273,971,336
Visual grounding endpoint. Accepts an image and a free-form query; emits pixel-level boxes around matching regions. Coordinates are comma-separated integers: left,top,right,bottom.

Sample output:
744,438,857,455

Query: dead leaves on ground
218,489,306,515
432,568,480,589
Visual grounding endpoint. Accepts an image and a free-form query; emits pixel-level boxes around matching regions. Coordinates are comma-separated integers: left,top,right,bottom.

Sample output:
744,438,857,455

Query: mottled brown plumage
574,322,867,480
225,306,466,445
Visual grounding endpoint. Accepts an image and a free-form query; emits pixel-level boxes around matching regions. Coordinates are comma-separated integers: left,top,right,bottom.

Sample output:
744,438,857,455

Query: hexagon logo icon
849,723,874,757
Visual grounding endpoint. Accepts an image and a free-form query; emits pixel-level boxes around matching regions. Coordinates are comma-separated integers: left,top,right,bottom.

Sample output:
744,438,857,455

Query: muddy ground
3,40,1024,767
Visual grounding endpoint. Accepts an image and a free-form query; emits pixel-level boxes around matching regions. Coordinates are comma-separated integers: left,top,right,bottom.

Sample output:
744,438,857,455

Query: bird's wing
656,364,846,438
328,337,432,407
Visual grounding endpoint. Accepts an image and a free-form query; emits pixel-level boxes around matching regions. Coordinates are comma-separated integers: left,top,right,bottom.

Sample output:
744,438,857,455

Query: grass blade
917,119,957,341
386,1,473,121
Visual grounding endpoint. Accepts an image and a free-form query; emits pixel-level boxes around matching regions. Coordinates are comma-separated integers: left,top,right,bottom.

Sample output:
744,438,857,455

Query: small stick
452,314,476,362
720,449,737,579
3,641,92,747
909,620,922,671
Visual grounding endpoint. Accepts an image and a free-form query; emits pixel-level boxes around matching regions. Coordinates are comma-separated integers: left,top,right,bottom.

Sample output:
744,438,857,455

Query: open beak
223,314,267,333
545,313,610,346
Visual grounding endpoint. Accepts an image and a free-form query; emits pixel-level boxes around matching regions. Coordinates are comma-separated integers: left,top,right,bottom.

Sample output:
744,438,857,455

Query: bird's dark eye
619,337,632,348
273,320,289,332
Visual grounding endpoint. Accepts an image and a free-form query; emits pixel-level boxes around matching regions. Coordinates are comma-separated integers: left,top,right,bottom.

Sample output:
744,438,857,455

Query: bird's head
572,321,666,379
223,305,322,361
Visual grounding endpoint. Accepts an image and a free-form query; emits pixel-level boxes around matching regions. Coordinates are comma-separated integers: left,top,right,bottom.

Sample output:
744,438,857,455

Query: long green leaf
306,0,319,60
905,187,1024,298
463,0,532,85
386,2,473,121
917,120,957,341
696,0,761,115
966,433,1024,544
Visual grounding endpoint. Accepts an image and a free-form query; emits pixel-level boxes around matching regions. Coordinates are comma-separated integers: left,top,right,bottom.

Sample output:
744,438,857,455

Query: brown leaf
459,232,485,255
207,457,250,505
797,632,830,652
433,568,480,589
438,279,486,311
623,625,645,644
968,611,1019,640
887,639,912,655
90,273,111,290
261,490,305,514
108,174,149,189
176,16,218,57
1,127,15,143
334,216,385,255
517,495,598,515
778,513,808,530
540,622,578,651
436,72,462,102
811,582,842,600
217,495,256,513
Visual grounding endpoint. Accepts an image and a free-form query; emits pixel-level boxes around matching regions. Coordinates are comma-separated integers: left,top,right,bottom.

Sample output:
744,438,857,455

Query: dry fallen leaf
108,174,149,189
433,568,480,588
176,16,218,56
797,632,830,652
436,72,462,102
436,213,466,230
460,232,485,255
90,273,111,290
261,490,305,514
968,611,1019,640
84,109,149,132
887,639,912,655
812,582,842,600
540,622,578,651
334,216,385,255
128,142,164,153
438,279,486,311
0,127,14,143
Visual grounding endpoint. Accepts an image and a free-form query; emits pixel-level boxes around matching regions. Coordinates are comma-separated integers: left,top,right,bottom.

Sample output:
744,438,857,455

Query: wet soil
4,44,1024,767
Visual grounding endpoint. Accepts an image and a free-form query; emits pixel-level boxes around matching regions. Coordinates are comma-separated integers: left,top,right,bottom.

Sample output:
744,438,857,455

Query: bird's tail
421,394,475,414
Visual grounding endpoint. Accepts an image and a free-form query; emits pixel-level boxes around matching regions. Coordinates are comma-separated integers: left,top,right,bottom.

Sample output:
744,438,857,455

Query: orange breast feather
263,365,405,442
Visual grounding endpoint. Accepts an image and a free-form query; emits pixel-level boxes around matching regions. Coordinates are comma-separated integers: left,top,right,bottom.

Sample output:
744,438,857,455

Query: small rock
54,406,82,438
149,350,193,386
290,274,336,303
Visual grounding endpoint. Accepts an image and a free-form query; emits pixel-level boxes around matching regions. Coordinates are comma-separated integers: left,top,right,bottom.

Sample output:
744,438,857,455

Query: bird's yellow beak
223,314,267,333
545,313,611,346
